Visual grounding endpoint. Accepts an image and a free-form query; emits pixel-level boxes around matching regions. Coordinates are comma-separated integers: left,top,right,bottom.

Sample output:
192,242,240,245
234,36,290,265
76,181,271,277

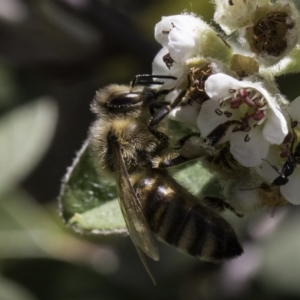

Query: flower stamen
251,109,265,121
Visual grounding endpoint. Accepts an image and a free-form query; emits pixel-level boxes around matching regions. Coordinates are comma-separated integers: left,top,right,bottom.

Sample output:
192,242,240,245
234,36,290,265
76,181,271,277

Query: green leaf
172,161,221,198
0,276,37,300
59,140,219,234
0,98,58,195
59,140,126,234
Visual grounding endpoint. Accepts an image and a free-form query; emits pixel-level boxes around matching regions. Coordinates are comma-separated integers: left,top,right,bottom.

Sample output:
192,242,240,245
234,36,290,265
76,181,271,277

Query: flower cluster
150,1,300,214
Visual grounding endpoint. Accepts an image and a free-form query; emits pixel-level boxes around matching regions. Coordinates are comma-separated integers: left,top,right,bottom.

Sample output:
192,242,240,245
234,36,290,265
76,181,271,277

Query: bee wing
135,245,156,285
114,144,160,263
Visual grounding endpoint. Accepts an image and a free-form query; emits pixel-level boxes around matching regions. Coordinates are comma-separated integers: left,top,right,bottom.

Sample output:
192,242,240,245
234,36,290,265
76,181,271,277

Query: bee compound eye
107,92,143,109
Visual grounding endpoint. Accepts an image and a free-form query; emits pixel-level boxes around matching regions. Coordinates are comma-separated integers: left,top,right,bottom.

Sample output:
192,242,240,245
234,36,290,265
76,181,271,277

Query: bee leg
148,90,187,147
149,101,170,116
174,133,201,150
155,135,215,169
206,120,241,146
149,89,187,124
203,196,243,218
157,154,191,169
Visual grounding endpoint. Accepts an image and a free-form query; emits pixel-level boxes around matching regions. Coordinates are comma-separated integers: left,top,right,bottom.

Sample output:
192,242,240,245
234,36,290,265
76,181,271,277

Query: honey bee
89,83,243,283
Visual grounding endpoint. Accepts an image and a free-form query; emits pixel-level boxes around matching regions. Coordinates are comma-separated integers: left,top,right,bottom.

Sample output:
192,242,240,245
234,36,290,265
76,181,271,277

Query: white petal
197,100,227,137
164,89,180,103
155,15,205,49
205,73,240,100
254,146,281,183
152,48,184,89
168,26,198,63
152,47,170,76
280,169,300,205
262,108,288,145
154,16,174,48
231,188,262,213
287,96,300,122
230,128,269,167
240,81,288,145
169,102,201,128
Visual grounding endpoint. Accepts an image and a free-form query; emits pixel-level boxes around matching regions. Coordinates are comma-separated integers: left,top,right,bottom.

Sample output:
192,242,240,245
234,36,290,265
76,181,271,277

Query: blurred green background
2,0,300,299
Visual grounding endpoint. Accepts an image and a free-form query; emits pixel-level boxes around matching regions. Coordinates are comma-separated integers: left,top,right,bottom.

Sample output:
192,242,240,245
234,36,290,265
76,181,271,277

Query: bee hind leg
203,196,243,218
154,135,214,169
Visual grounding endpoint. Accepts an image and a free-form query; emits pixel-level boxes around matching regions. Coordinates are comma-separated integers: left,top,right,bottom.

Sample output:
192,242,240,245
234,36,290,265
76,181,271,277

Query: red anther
244,96,256,107
252,110,265,121
230,97,242,108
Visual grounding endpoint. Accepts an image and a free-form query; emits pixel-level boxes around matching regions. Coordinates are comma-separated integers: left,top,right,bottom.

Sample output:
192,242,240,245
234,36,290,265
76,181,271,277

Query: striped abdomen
134,169,243,262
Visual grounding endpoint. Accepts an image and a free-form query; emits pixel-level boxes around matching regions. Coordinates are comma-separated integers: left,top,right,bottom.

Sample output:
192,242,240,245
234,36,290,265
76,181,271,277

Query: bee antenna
131,74,177,88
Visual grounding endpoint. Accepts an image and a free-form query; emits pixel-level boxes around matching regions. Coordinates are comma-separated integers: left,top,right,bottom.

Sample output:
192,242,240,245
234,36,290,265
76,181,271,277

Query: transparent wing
114,144,159,263
136,245,156,285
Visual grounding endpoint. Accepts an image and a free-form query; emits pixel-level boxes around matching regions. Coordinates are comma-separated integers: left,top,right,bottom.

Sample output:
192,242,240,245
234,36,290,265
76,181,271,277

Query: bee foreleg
148,101,170,116
149,89,186,124
155,154,191,169
174,133,201,150
152,135,218,169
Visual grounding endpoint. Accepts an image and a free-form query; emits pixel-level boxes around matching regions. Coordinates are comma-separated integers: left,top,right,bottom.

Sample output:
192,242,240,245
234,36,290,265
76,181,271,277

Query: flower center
249,11,294,57
215,87,267,134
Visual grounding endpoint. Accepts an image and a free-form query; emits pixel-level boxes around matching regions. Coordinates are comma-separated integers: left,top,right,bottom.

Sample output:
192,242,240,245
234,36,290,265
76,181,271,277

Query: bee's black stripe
163,198,187,245
187,207,209,257
210,225,226,260
171,206,192,247
141,187,168,234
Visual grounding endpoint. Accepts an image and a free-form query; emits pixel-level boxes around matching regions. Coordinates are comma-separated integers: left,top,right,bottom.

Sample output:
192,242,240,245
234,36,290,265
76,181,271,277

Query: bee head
91,84,155,115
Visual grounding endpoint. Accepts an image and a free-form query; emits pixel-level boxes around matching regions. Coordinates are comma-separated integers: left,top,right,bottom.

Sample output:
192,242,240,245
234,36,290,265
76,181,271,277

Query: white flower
155,14,207,64
152,47,187,90
168,98,201,129
222,168,265,214
213,0,267,35
286,95,300,123
152,14,233,90
255,96,300,205
197,73,288,167
153,14,209,89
